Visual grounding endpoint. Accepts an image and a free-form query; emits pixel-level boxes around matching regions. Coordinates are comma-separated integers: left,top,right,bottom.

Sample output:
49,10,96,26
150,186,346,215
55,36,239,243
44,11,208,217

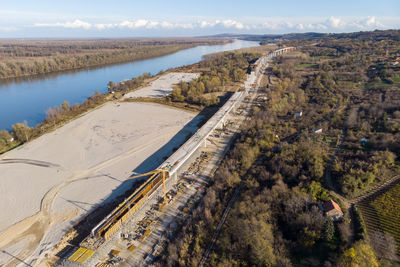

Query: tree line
0,38,228,79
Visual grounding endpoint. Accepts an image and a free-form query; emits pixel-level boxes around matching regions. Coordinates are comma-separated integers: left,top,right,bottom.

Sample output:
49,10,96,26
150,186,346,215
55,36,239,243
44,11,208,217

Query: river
0,40,259,130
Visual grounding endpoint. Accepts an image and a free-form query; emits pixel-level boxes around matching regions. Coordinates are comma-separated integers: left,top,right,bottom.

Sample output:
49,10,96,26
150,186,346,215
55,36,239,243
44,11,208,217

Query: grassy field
363,76,400,89
358,183,400,255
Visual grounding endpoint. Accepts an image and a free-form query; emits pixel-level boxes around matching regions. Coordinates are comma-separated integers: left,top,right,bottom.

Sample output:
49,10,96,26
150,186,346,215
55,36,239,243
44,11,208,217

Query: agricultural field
358,182,400,257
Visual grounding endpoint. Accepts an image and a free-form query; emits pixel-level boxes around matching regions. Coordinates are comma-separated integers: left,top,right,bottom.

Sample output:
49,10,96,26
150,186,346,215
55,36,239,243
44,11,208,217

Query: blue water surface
0,40,259,130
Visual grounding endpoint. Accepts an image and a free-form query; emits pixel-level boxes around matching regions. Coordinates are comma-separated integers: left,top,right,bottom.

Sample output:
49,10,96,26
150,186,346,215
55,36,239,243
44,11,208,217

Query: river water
0,40,258,130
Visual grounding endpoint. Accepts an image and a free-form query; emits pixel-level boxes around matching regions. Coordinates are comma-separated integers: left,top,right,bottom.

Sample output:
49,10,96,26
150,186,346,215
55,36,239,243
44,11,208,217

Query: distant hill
199,32,327,42
202,29,400,43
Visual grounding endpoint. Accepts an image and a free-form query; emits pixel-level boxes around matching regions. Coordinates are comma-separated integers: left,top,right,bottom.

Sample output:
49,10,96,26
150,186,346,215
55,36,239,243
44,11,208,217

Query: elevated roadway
61,46,294,266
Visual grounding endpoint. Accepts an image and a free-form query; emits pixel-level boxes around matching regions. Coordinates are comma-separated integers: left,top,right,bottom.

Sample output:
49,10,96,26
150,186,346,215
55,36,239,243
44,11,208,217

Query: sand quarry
0,73,200,266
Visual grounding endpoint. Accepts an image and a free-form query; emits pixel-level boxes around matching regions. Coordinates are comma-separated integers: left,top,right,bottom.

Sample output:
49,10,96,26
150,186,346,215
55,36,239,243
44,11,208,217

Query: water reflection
0,40,259,130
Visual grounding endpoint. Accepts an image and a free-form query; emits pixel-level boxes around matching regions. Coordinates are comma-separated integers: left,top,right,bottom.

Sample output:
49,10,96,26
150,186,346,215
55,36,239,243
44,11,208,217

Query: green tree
12,122,33,143
171,87,185,102
0,130,13,144
339,241,379,267
196,81,205,94
323,218,335,242
0,130,13,149
308,181,330,201
209,77,221,92
299,227,320,247
233,69,245,82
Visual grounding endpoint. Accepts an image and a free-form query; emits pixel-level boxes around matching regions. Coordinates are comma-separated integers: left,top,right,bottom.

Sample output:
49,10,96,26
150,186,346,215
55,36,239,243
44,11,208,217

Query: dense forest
0,38,227,79
153,30,400,266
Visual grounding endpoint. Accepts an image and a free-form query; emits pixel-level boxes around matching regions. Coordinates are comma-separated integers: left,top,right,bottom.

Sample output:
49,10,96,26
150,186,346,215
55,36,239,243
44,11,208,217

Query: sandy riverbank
124,72,199,98
0,100,201,266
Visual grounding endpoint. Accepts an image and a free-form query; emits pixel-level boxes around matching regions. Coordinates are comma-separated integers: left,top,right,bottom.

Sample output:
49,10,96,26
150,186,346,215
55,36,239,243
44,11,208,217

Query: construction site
50,47,294,266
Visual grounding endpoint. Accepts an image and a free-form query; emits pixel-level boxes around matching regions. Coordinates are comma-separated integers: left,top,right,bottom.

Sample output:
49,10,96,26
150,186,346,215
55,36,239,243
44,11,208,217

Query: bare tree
369,230,399,261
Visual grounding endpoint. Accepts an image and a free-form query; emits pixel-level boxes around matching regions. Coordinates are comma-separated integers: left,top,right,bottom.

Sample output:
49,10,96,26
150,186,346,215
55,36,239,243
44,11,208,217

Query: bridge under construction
60,47,295,266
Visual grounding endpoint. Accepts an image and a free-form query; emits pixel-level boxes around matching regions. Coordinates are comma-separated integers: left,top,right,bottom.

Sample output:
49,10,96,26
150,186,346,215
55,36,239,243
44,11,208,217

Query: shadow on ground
60,97,230,250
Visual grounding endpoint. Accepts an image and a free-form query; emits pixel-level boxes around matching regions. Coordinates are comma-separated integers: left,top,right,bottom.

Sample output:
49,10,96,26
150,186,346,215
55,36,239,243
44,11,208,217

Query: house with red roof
323,199,343,221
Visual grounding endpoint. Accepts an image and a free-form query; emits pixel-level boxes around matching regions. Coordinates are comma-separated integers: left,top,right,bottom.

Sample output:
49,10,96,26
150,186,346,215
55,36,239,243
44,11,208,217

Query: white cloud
29,16,393,33
180,23,194,29
221,19,244,30
260,21,278,30
200,21,210,28
198,19,244,30
119,20,147,29
94,23,114,30
326,16,345,28
34,19,92,29
160,21,174,29
0,26,19,32
102,20,190,30
64,20,92,29
362,16,384,28
248,16,386,32
315,24,328,30
147,21,160,28
347,16,385,30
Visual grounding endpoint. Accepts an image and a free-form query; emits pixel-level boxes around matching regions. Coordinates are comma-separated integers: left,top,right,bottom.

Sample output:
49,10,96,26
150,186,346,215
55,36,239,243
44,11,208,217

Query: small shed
314,128,323,134
323,200,343,221
295,111,303,117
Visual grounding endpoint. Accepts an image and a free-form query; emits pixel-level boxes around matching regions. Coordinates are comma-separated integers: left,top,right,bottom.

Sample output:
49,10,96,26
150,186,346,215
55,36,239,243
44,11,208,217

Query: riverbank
0,101,202,266
0,40,258,131
0,38,229,80
0,72,152,154
0,69,206,266
0,43,265,266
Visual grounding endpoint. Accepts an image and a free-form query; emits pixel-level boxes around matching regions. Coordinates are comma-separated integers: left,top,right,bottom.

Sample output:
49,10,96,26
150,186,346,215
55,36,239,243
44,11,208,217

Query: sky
0,0,399,38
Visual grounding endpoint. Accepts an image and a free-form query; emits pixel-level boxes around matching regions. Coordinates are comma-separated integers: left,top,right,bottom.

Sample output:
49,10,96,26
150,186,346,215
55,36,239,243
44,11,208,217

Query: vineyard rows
357,182,400,256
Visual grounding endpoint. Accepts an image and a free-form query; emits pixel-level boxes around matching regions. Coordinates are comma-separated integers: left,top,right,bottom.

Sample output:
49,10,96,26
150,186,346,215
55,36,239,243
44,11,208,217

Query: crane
127,161,178,204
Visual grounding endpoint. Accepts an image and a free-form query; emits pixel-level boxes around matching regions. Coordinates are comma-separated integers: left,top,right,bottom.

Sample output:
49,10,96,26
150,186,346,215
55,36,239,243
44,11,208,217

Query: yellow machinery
127,168,169,205
126,161,178,205
91,162,178,240
68,247,95,264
